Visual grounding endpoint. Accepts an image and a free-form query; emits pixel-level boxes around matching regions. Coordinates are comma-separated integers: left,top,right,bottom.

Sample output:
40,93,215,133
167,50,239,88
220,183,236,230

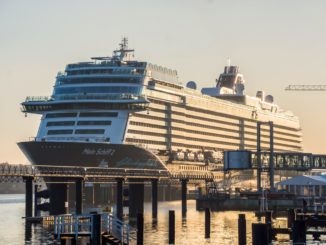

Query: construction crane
285,85,326,91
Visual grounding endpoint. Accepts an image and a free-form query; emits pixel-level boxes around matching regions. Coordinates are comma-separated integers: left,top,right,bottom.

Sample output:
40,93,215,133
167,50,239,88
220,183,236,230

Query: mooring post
34,184,38,217
287,209,295,228
152,179,158,220
288,208,295,240
292,220,306,244
265,210,273,243
116,178,123,219
25,222,32,242
265,210,272,224
24,177,33,218
91,214,101,245
75,178,83,215
238,214,246,245
205,208,210,239
71,238,76,245
252,223,269,245
169,210,175,244
129,180,144,219
181,179,188,217
137,213,144,245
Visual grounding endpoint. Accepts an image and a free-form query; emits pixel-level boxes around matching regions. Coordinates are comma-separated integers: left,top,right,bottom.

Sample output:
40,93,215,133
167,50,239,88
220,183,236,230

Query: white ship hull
19,39,303,167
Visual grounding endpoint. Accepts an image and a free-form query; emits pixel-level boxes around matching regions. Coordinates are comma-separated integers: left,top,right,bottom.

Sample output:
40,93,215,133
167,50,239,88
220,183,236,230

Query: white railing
25,96,51,102
53,93,147,101
51,213,136,244
24,94,148,103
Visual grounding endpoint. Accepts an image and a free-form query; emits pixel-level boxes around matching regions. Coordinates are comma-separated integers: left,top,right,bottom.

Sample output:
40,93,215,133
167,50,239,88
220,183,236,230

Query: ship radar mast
113,37,135,62
91,37,135,62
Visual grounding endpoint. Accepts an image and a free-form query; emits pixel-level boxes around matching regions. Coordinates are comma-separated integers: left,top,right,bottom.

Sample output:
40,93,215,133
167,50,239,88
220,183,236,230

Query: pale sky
1,0,326,164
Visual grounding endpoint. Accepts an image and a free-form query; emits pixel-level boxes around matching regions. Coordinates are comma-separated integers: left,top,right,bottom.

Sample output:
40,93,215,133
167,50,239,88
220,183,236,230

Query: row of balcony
24,94,148,102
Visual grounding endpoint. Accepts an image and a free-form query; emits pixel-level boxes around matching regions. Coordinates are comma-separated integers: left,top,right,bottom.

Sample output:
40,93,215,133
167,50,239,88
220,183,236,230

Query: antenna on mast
227,57,231,66
120,37,128,50
112,37,135,62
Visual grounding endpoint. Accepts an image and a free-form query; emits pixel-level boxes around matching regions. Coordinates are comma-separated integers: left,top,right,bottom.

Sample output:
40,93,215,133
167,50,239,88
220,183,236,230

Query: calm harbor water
0,194,259,244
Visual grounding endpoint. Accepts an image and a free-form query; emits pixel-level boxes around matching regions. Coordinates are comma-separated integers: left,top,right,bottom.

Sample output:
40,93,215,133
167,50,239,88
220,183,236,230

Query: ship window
58,77,142,85
47,129,73,135
75,129,105,134
47,121,75,126
54,86,141,95
46,113,77,118
77,121,112,126
79,112,118,117
218,75,236,89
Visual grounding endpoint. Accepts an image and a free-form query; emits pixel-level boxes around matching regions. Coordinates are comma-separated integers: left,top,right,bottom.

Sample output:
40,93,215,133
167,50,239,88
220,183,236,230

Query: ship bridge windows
54,86,142,95
65,68,145,76
46,113,77,118
47,129,73,135
57,77,142,85
217,75,236,89
67,69,114,75
77,120,112,126
75,129,105,134
47,121,75,127
79,112,118,117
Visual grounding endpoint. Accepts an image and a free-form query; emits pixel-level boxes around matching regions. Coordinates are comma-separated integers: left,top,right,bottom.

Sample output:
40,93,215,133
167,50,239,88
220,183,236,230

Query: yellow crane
285,85,326,91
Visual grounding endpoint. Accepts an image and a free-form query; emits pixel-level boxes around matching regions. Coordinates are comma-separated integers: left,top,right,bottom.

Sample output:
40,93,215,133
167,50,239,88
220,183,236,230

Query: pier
2,148,326,244
1,149,326,217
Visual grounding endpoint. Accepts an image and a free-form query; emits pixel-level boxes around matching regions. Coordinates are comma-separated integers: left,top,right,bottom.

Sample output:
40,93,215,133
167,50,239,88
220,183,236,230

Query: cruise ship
18,38,303,169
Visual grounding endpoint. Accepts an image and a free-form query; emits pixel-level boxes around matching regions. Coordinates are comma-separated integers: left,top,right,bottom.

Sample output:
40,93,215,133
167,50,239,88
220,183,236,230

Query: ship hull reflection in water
0,195,259,244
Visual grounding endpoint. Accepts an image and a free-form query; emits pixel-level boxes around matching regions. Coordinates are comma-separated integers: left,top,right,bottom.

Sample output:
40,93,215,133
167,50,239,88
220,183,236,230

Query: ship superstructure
19,38,302,167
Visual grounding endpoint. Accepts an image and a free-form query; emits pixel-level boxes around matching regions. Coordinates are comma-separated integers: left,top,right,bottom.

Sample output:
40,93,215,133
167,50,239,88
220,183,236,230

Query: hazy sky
1,0,326,164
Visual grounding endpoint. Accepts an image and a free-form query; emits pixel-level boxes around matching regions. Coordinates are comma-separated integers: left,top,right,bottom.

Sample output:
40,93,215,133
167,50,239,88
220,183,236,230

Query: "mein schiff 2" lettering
82,148,115,156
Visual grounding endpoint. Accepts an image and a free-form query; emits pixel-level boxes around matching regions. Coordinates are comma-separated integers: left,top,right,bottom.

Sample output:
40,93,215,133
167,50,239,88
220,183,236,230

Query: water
0,194,58,245
0,194,260,244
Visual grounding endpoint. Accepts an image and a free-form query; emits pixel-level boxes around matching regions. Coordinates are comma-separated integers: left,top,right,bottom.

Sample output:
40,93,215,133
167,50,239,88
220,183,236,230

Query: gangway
1,152,326,183
43,213,136,244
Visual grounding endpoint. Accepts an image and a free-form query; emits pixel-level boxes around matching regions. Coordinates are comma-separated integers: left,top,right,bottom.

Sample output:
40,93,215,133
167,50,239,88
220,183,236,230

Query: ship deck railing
25,96,52,102
27,136,110,143
24,94,148,102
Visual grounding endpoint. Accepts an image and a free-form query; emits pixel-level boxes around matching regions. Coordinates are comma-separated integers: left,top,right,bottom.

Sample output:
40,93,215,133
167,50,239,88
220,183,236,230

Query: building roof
275,175,326,186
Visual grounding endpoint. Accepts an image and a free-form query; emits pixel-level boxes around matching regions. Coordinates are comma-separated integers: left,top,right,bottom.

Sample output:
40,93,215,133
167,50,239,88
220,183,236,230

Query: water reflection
142,200,257,245
1,195,259,244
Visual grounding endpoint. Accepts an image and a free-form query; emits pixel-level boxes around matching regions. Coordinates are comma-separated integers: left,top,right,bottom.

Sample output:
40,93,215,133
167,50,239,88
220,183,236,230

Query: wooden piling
238,214,246,245
24,177,33,218
152,179,158,220
287,209,295,228
292,220,306,244
137,213,144,245
169,210,175,244
205,208,210,239
91,214,101,245
252,223,269,245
